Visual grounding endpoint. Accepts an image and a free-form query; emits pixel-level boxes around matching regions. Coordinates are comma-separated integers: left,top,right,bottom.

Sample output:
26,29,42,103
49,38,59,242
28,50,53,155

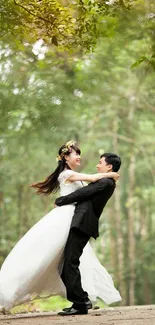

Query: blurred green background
0,0,155,313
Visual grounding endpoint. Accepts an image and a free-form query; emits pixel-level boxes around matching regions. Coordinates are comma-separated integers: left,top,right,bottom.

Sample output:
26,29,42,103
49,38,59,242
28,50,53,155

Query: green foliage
12,296,71,313
11,296,105,313
1,0,151,53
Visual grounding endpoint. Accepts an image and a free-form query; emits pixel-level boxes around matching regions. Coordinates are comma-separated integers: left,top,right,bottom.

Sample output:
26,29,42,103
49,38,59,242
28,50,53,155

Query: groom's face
96,157,112,173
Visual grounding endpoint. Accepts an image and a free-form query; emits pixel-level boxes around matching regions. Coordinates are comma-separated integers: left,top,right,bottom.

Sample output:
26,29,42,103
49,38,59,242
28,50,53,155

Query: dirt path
0,305,155,325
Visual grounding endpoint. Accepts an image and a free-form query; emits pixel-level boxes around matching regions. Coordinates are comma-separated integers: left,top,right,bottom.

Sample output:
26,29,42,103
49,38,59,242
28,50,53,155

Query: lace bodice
58,170,83,196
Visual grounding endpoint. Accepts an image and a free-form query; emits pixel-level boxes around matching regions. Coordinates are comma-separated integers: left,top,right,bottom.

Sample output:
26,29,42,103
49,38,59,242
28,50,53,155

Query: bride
0,140,121,312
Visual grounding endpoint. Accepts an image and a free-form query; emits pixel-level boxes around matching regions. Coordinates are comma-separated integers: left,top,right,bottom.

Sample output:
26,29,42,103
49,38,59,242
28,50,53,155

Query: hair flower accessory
56,140,77,162
56,155,62,162
65,140,76,148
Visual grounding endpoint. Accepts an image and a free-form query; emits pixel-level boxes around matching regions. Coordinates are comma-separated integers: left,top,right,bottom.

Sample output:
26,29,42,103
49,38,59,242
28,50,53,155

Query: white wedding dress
0,170,121,311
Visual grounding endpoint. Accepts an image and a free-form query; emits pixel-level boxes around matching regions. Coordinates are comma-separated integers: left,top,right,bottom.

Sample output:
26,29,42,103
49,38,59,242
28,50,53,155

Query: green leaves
131,56,148,68
131,54,155,70
1,0,136,52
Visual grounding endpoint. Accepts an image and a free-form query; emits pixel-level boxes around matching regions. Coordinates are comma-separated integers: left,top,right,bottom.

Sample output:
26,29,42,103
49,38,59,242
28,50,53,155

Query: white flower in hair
56,140,77,162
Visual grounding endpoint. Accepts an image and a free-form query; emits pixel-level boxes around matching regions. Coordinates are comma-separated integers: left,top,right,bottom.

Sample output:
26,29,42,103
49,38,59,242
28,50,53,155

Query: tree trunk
143,271,151,304
17,184,24,238
128,155,136,305
108,206,118,276
113,119,125,304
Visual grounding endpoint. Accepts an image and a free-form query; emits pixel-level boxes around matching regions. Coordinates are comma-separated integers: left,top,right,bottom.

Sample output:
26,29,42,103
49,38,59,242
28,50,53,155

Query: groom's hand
55,196,65,206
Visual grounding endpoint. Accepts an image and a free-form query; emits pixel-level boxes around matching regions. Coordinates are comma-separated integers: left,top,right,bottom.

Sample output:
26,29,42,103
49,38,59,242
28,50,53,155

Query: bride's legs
61,227,90,309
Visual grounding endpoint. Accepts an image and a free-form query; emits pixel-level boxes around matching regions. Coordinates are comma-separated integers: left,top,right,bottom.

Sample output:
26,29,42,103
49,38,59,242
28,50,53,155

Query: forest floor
0,305,155,325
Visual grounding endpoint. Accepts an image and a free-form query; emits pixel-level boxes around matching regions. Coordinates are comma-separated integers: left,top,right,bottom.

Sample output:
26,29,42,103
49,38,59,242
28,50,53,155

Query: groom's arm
55,178,111,206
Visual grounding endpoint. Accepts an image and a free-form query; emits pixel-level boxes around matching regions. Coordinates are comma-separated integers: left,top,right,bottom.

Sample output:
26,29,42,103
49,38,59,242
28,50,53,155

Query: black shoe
58,307,88,316
62,300,92,312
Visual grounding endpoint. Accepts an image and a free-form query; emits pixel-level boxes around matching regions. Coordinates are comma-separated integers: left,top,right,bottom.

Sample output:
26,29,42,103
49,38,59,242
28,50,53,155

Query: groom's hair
100,153,121,172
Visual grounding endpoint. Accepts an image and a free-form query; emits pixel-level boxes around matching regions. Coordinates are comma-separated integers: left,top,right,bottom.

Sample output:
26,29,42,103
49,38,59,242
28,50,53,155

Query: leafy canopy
1,0,137,51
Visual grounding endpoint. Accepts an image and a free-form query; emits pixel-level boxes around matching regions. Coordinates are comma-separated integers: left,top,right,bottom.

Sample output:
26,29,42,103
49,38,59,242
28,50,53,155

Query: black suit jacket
55,178,116,239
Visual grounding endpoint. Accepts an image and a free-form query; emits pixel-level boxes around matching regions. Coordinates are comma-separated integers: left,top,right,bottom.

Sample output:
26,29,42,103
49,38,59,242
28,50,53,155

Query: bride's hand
108,172,120,181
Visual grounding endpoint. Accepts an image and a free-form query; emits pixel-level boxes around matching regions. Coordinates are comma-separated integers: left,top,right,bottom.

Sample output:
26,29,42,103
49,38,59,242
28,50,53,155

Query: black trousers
61,227,90,308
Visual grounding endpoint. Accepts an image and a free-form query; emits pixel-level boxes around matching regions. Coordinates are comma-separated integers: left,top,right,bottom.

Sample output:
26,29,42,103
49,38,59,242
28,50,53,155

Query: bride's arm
67,171,119,183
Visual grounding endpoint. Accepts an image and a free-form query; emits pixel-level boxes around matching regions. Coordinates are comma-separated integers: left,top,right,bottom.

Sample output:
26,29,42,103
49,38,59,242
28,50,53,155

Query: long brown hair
31,143,81,195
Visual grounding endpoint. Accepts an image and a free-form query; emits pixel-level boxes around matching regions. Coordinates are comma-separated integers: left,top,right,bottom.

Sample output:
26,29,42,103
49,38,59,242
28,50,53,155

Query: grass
11,296,106,314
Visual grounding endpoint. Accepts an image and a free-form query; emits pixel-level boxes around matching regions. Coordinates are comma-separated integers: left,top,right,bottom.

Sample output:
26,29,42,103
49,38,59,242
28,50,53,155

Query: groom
55,153,121,316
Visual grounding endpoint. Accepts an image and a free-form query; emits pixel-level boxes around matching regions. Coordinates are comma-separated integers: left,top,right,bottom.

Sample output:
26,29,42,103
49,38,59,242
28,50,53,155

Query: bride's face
65,149,81,170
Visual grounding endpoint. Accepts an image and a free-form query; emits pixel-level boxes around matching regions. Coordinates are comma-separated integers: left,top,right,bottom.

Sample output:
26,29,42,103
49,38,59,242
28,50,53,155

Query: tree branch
14,0,56,25
88,132,135,143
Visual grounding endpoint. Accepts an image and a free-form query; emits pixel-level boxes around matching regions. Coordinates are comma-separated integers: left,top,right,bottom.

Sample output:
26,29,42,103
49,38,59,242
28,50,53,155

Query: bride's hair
31,143,81,195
